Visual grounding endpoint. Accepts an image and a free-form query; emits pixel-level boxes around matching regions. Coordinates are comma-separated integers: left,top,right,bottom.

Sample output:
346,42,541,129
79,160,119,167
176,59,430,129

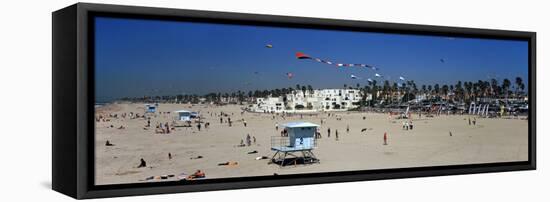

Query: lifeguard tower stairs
270,122,320,167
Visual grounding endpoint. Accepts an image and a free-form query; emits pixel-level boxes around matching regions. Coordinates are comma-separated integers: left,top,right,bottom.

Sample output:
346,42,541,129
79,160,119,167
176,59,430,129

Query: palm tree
502,78,511,101
434,84,440,99
370,80,378,106
422,85,427,95
515,77,523,97
442,85,449,100
307,85,314,96
383,80,390,103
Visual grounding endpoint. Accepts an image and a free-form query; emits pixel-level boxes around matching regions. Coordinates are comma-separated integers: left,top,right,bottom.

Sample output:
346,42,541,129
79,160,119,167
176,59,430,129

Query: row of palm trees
120,77,526,106
358,76,526,106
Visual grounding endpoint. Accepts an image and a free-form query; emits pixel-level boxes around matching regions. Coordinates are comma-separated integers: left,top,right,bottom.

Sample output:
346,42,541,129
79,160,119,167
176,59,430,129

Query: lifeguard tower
145,104,157,113
270,122,319,167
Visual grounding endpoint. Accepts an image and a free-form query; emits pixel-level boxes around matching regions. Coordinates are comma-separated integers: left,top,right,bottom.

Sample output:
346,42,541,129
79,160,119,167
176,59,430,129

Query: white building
253,89,369,113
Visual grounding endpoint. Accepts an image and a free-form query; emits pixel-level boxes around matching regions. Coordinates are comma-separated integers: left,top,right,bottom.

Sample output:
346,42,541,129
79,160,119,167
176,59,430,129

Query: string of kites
264,43,410,85
293,51,407,85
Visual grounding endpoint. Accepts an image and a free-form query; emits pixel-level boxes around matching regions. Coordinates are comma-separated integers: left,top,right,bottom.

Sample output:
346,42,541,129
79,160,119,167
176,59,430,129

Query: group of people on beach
238,134,256,147
402,120,414,130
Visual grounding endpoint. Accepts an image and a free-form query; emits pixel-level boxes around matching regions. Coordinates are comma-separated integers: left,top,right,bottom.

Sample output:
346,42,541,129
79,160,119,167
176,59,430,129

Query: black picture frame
52,3,536,199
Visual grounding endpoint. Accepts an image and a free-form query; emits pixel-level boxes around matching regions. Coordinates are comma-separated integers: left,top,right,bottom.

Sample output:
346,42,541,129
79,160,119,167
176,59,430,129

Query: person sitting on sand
238,139,245,147
218,161,238,166
187,170,206,180
118,125,125,130
138,158,147,168
105,140,114,146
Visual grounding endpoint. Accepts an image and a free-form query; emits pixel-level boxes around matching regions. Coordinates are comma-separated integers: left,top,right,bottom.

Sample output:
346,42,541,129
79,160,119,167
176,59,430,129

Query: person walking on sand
473,117,477,125
246,134,251,146
168,153,172,160
346,125,350,134
197,123,201,131
335,130,339,141
243,120,247,127
327,128,331,138
220,117,223,124
383,132,388,145
275,122,279,131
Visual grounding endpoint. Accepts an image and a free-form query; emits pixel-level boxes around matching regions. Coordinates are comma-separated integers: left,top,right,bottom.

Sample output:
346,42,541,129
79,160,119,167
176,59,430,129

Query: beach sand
95,103,528,185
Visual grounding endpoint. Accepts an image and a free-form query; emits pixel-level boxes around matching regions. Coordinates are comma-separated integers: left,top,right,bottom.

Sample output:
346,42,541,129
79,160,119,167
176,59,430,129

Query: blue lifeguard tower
270,122,319,167
145,104,157,113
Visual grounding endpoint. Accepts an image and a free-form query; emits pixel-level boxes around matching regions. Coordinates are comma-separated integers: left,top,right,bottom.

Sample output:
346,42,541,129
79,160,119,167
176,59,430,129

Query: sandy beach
95,103,528,185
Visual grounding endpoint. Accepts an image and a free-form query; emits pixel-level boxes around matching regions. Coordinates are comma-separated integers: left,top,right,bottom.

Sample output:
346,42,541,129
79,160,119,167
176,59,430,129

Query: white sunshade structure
174,110,193,121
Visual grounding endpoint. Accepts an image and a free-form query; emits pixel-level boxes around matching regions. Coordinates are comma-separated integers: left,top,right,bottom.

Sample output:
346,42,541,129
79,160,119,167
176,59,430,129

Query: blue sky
95,17,528,101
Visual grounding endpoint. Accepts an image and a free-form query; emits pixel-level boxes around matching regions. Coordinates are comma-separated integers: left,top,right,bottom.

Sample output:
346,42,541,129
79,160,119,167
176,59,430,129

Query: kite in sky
350,74,361,79
266,44,273,48
295,52,377,69
375,73,383,78
399,76,405,81
440,59,445,63
286,72,294,79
